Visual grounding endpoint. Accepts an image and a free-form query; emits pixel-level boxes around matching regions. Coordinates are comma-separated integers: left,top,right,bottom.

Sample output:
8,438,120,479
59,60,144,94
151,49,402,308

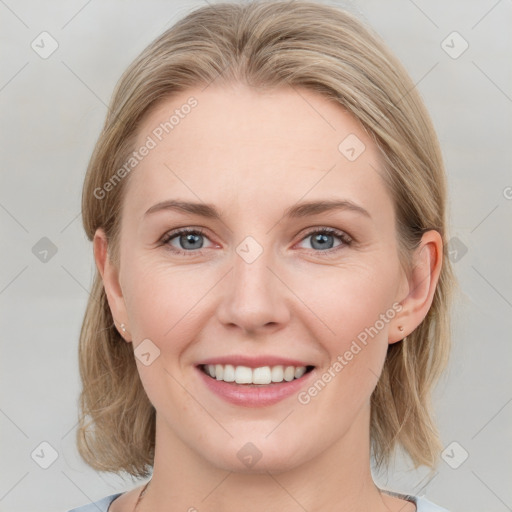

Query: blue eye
160,226,352,257
160,227,211,256
297,227,352,253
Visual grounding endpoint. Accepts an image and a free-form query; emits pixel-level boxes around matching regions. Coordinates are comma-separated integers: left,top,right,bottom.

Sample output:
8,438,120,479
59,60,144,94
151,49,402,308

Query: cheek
121,262,205,409
122,258,211,358
122,259,177,332
299,272,394,418
304,262,398,342
300,262,397,401
122,250,398,361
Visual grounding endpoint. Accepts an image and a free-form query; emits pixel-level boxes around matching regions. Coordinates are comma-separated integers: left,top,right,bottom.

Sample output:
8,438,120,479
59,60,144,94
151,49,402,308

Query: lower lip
196,366,315,407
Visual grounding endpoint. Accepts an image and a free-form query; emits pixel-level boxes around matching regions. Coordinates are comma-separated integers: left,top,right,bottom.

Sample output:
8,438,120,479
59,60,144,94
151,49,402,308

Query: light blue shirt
67,489,451,511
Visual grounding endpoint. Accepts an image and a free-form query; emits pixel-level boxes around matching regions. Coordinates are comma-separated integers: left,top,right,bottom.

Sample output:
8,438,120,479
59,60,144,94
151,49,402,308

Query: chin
200,437,312,475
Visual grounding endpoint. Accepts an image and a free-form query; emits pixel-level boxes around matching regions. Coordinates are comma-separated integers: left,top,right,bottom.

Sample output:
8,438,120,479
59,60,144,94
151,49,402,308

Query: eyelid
297,226,353,244
160,225,353,256
159,226,216,252
294,226,353,256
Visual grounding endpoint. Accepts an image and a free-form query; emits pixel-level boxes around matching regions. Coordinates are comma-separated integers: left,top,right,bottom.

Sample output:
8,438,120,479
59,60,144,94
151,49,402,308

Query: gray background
1,0,511,511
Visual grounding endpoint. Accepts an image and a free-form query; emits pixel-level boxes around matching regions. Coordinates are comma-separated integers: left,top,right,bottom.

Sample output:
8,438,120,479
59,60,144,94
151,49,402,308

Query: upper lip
196,355,315,368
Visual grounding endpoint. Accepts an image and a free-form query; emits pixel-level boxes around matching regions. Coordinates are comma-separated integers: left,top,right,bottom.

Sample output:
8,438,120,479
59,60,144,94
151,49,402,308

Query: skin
94,83,442,512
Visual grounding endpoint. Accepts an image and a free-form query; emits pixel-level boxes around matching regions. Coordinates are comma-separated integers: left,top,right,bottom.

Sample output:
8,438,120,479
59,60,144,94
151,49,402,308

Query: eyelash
159,226,353,258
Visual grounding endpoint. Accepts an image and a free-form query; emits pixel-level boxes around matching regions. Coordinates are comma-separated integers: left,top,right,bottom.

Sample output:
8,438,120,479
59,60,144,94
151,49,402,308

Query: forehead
125,83,392,224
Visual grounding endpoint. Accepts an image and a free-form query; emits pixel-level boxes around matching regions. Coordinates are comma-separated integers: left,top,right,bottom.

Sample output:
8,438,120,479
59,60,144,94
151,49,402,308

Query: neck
138,405,389,512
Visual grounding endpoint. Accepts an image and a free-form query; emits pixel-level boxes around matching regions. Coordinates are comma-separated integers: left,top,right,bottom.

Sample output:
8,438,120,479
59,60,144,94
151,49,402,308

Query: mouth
198,363,315,386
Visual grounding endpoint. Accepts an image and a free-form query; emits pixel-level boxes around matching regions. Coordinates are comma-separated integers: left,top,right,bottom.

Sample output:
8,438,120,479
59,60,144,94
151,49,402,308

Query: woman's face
105,83,412,472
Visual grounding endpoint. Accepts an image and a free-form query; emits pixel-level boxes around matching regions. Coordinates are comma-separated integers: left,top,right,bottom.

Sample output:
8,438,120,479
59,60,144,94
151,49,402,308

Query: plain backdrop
1,0,511,511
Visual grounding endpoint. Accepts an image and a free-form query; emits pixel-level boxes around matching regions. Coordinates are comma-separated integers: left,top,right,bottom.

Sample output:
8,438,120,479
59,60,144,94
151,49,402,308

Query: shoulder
414,494,451,512
67,490,451,512
382,489,451,512
66,492,124,512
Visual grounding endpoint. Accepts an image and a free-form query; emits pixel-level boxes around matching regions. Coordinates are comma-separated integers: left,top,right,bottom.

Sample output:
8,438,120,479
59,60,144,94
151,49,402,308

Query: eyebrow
144,198,371,220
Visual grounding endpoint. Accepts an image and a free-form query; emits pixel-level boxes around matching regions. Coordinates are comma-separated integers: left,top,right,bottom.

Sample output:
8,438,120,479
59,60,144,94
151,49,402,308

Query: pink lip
196,355,313,368
195,365,316,407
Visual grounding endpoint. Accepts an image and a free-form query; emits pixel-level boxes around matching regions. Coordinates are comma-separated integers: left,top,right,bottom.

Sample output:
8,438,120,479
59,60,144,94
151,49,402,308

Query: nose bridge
217,232,290,331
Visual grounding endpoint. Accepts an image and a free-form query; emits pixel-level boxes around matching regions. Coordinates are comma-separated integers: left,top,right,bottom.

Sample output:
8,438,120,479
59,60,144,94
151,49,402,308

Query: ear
93,228,131,342
389,230,443,344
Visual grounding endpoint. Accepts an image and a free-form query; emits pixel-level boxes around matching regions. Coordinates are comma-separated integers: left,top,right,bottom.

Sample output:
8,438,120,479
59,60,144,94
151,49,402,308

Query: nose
215,242,291,334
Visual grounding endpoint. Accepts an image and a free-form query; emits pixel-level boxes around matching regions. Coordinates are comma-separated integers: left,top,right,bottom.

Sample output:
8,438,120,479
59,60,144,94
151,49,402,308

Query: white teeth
202,364,310,384
223,364,235,382
271,365,284,382
252,366,272,385
235,366,253,384
295,366,307,379
283,366,295,382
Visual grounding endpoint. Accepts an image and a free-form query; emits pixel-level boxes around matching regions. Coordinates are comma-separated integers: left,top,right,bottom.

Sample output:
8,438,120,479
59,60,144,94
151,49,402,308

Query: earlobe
389,230,443,344
93,228,131,342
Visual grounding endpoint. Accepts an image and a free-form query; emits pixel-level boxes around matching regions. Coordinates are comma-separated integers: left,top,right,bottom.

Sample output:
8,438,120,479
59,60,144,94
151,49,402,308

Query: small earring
120,323,127,333
398,326,404,332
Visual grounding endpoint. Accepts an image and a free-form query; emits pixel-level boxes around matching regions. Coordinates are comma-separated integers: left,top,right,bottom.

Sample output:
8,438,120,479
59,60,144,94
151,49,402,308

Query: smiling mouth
199,364,315,385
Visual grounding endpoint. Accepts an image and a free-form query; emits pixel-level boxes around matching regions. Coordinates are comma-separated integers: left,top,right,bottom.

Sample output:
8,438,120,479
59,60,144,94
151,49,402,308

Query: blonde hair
78,0,456,479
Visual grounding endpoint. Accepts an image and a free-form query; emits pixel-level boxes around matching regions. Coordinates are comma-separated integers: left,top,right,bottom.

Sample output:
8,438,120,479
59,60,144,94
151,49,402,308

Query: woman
68,1,455,511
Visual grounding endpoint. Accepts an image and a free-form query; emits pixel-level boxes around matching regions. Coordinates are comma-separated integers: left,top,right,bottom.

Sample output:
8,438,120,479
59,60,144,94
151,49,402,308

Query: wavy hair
77,0,456,479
